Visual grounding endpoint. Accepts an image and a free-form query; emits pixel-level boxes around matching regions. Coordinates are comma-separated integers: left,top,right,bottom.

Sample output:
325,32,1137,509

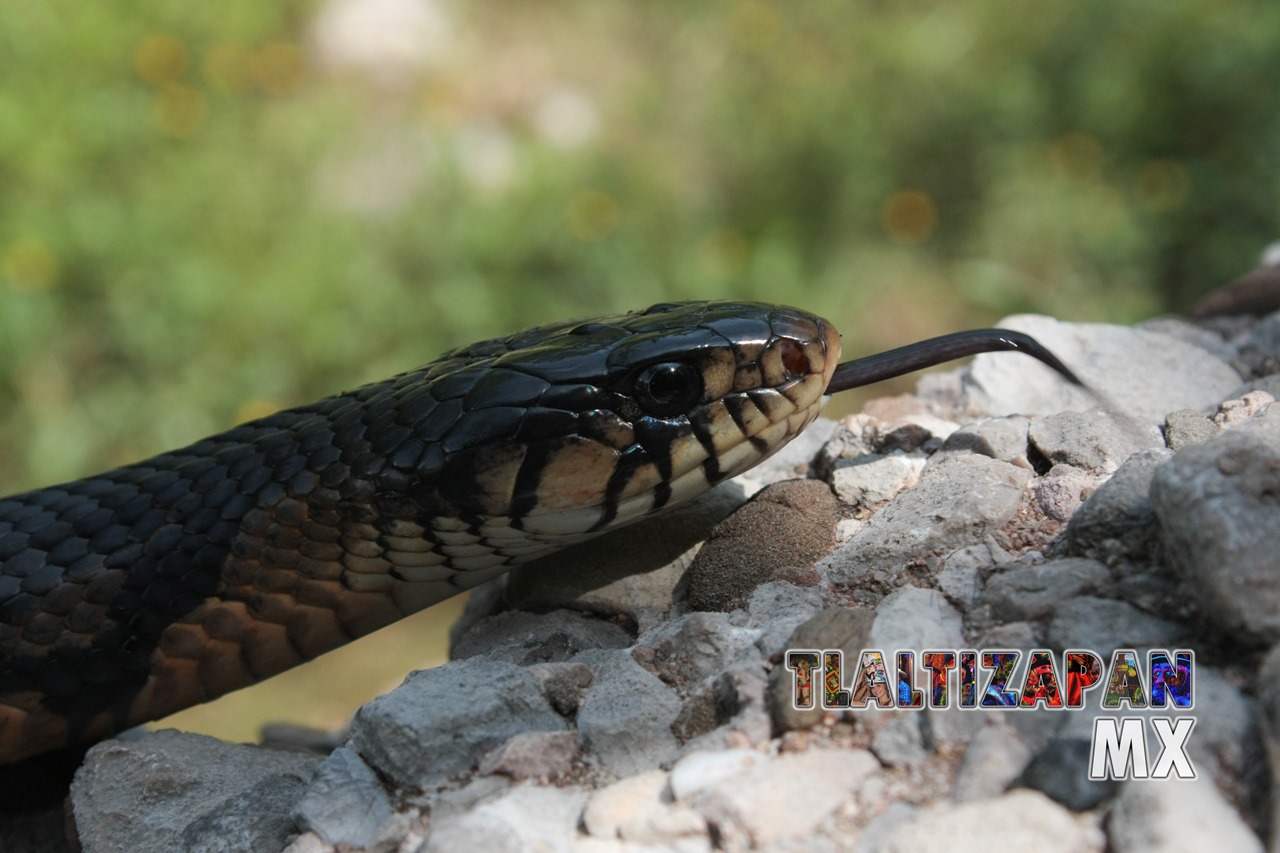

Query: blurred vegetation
1,0,1278,739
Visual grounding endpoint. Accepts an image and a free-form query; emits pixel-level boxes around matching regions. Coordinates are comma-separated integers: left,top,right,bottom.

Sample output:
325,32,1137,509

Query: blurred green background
2,0,1278,741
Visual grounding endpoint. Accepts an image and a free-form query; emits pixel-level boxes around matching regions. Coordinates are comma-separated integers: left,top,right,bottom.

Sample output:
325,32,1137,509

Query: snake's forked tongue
825,328,1084,394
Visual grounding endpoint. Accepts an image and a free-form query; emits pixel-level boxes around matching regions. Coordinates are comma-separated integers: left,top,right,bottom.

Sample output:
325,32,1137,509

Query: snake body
0,302,840,765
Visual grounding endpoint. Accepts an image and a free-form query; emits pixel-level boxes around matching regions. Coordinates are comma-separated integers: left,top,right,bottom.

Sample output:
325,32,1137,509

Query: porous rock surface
12,308,1280,852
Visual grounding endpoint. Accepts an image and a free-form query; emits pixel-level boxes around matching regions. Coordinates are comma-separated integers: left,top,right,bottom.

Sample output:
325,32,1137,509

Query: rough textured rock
575,649,683,775
1150,407,1280,642
1028,408,1165,473
983,557,1112,622
822,453,1032,584
70,730,318,853
348,660,569,790
1018,737,1118,811
962,314,1242,424
1163,408,1218,449
940,414,1033,467
293,748,393,849
451,608,633,663
878,789,1093,852
1108,777,1263,853
421,784,589,853
1066,448,1172,559
684,748,877,850
1046,596,1189,655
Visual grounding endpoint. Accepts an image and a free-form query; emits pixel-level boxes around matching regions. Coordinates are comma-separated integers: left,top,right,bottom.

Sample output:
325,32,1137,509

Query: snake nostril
779,340,808,380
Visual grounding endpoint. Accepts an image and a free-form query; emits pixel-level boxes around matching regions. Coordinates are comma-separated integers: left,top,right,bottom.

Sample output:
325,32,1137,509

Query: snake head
394,301,841,560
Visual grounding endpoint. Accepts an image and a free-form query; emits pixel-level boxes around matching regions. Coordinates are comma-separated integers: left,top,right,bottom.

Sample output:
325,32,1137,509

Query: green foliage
2,0,1279,489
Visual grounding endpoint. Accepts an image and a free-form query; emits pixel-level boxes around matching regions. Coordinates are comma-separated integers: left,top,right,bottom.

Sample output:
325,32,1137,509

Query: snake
0,300,1079,780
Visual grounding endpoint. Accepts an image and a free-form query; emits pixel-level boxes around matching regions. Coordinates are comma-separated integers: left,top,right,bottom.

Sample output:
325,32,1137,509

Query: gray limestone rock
983,558,1112,622
868,586,964,652
940,415,1033,468
1028,408,1165,474
687,748,878,850
1150,407,1280,642
294,748,393,849
1017,736,1118,811
766,607,876,733
1108,777,1262,853
870,713,927,767
1046,597,1189,656
348,660,568,790
877,789,1091,852
180,773,308,853
953,723,1032,802
451,608,633,664
746,580,825,658
822,454,1032,585
962,314,1242,424
575,649,683,776
831,452,926,508
70,730,318,853
421,784,589,853
1163,409,1218,449
1067,448,1173,559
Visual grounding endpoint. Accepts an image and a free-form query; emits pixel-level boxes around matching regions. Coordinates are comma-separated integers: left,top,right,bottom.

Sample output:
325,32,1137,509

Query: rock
1163,409,1218,449
1067,448,1172,559
70,730,318,853
766,607,876,733
683,480,838,612
869,587,964,653
1018,736,1118,811
831,452,926,508
877,789,1092,852
952,723,1032,802
451,608,633,663
687,748,877,849
1046,597,1189,656
1108,777,1262,853
936,541,1009,609
983,558,1112,622
962,314,1242,425
870,713,927,767
940,415,1033,468
1212,390,1275,426
180,773,308,853
478,731,580,782
525,661,595,716
575,649,683,775
421,784,589,853
581,769,707,844
1034,465,1102,522
668,749,769,801
348,660,568,790
1028,409,1165,474
294,748,393,849
746,581,825,657
1150,407,1280,642
822,454,1032,585
641,611,763,690
504,481,749,620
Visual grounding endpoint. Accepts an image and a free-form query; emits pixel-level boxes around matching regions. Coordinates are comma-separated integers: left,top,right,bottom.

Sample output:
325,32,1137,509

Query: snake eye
634,362,703,418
